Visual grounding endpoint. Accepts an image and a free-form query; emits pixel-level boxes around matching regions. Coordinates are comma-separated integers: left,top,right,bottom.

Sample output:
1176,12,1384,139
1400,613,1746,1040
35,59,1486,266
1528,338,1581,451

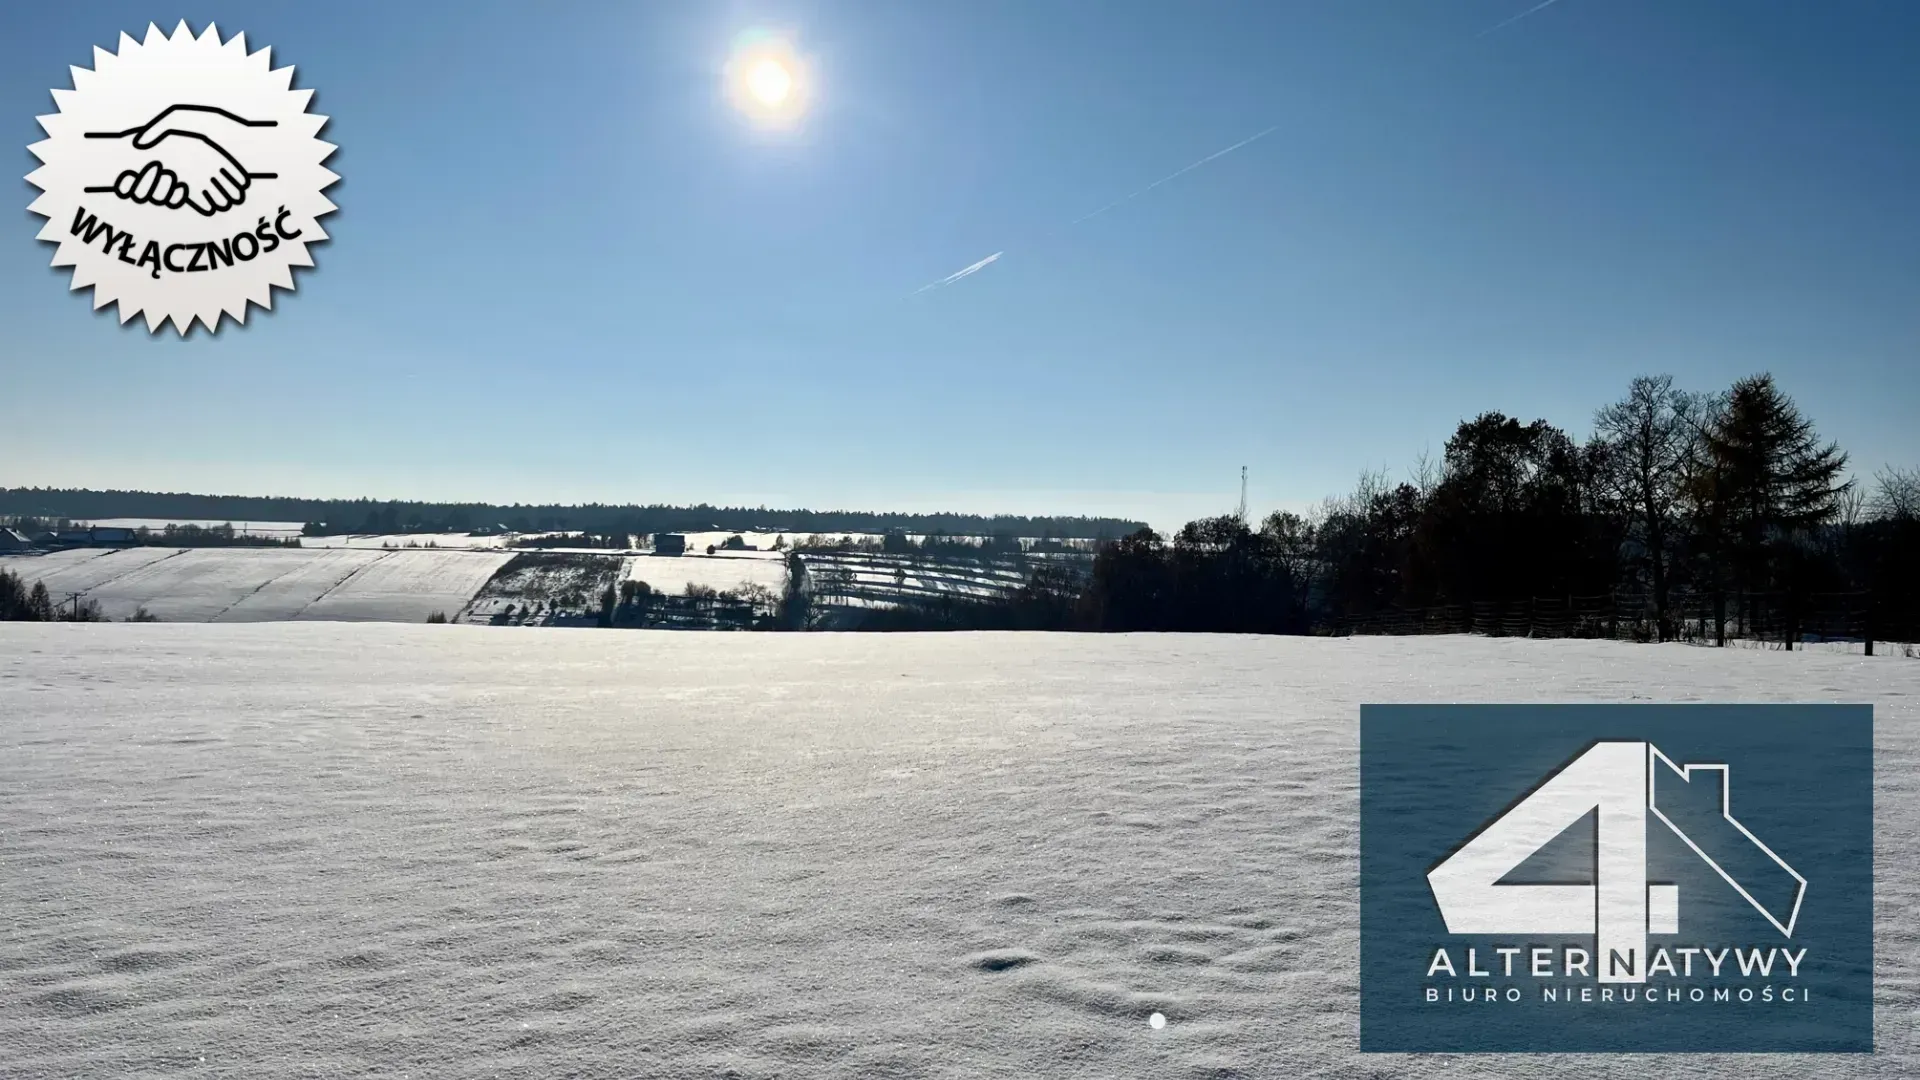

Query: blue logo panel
1359,704,1872,1053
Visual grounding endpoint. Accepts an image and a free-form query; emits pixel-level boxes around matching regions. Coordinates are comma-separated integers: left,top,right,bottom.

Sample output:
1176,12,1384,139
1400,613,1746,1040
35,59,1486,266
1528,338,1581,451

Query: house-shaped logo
1360,705,1871,1053
1426,741,1807,983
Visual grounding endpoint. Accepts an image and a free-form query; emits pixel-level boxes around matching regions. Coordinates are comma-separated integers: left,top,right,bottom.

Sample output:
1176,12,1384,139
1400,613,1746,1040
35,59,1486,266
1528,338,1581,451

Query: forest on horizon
0,488,1147,541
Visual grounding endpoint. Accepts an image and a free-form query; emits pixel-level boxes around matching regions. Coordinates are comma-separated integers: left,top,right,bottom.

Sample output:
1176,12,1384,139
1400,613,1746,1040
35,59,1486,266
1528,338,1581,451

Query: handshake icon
83,103,279,217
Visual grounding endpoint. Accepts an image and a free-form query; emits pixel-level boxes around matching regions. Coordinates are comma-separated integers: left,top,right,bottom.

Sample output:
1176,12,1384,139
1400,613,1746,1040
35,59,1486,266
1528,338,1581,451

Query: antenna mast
1237,465,1248,522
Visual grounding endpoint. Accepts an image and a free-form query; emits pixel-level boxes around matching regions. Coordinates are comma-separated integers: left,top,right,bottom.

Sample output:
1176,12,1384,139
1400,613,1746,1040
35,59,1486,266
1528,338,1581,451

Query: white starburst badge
26,22,338,334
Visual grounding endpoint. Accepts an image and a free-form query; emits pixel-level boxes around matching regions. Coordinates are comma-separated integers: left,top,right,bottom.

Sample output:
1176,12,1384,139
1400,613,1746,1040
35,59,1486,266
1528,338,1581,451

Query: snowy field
0,546,185,598
0,548,511,623
33,527,1091,553
798,550,1051,609
460,554,625,625
298,532,515,550
678,531,791,552
623,552,788,595
72,518,307,537
674,532,976,551
0,629,1914,1078
290,550,513,623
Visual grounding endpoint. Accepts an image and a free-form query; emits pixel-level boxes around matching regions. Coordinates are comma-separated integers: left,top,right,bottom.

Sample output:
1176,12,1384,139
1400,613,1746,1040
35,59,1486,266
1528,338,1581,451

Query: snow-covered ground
296,532,515,550
0,548,511,623
798,550,1054,609
0,629,1912,1077
0,545,1086,624
624,552,788,595
73,548,372,623
0,545,184,598
670,532,1072,553
461,553,625,625
675,530,792,552
290,550,513,623
70,518,308,537
29,526,1098,552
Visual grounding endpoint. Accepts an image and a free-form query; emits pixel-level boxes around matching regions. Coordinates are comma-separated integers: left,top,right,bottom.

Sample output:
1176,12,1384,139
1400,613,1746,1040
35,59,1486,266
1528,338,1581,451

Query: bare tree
1593,375,1698,639
1871,465,1920,521
1837,483,1868,531
1409,447,1444,499
1333,467,1392,519
732,582,778,615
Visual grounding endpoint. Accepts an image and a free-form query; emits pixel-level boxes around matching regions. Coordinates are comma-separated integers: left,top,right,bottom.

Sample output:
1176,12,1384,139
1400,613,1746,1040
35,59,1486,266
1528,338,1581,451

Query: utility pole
62,591,85,621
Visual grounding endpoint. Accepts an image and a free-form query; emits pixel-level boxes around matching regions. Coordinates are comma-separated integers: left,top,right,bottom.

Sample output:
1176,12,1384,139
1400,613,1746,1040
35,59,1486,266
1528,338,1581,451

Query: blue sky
4,1,1915,531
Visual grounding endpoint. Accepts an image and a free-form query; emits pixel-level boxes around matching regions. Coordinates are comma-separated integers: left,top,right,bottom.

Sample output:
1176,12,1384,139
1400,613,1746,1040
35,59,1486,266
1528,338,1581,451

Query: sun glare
725,31,811,128
748,60,792,105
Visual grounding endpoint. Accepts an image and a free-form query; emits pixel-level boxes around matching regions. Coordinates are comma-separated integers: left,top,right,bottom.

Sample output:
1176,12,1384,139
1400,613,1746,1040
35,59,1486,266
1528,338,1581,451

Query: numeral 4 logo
1427,741,1806,984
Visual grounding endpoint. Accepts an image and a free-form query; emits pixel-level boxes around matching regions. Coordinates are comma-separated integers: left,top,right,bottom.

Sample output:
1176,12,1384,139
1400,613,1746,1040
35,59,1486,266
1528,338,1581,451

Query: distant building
653,533,687,556
0,528,31,552
50,527,135,547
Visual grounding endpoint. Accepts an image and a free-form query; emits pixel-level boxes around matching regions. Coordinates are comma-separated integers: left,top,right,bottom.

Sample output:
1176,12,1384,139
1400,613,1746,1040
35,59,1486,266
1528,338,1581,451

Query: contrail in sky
910,251,1003,295
912,0,1575,295
1065,124,1280,228
906,126,1276,297
1474,0,1566,38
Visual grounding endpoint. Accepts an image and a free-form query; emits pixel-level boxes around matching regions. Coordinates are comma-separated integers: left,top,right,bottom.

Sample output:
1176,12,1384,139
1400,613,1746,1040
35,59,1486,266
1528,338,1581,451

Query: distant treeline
0,489,1144,541
3,517,300,548
852,373,1920,648
790,532,1090,555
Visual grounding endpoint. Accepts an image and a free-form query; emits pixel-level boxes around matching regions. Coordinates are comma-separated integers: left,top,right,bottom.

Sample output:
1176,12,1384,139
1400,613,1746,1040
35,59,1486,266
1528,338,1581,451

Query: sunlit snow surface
2,627,1915,1077
0,548,513,623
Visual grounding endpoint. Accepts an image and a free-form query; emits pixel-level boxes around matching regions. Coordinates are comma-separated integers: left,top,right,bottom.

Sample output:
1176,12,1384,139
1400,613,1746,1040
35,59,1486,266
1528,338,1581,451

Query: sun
725,31,811,128
747,59,792,106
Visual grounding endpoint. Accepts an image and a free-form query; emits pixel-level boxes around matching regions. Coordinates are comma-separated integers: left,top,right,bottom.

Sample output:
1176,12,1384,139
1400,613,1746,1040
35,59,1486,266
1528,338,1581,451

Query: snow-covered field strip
678,531,791,552
216,549,391,623
291,550,514,623
298,532,515,550
1,545,188,598
624,553,787,595
0,629,1913,1078
68,547,335,623
0,547,121,579
1,548,512,623
74,518,308,537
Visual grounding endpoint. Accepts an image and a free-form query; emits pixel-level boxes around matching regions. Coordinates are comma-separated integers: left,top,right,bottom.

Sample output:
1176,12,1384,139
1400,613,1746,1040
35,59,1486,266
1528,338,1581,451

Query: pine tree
0,569,27,620
27,580,55,621
1695,374,1850,647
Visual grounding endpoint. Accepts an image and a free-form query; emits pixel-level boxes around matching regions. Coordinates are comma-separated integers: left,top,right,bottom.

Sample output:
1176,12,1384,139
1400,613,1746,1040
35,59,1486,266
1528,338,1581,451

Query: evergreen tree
1694,374,1850,646
0,569,29,620
28,580,55,621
